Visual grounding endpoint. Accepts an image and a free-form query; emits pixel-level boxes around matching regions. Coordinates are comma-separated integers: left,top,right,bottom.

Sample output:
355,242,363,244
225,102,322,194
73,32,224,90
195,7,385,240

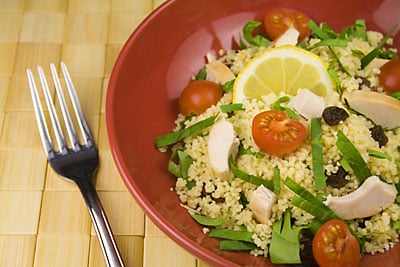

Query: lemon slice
232,45,334,103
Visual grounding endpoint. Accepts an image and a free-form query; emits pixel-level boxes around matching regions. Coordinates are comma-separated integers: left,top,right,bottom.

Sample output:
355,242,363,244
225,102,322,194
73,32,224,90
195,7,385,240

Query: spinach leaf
220,103,244,113
273,166,281,195
209,228,254,243
269,211,306,264
221,79,235,92
242,20,270,47
361,23,398,69
367,149,392,160
284,177,340,222
168,150,193,179
271,96,299,120
195,66,207,80
155,115,217,147
229,158,274,190
311,118,326,189
190,213,227,227
336,130,371,183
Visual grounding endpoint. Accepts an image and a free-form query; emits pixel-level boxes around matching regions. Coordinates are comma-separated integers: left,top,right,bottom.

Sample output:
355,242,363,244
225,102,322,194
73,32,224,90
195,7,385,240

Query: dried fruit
322,106,349,126
370,125,388,147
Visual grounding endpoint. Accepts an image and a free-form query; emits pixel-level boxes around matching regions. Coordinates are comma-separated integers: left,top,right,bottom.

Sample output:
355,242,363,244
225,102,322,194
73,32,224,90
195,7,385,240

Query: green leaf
329,47,351,76
168,151,181,177
340,19,367,41
284,177,340,222
190,213,227,227
308,39,348,50
242,20,270,47
221,79,235,92
361,23,398,69
327,61,342,95
273,166,281,195
269,211,306,264
311,118,326,189
367,149,392,160
308,20,332,40
219,240,257,251
271,96,299,120
393,221,400,230
220,103,244,113
336,130,371,183
229,158,274,190
177,150,193,178
155,115,217,147
209,228,254,243
195,66,207,80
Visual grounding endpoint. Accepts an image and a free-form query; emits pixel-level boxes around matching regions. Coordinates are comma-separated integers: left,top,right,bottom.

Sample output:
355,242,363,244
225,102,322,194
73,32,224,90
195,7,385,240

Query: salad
155,8,400,267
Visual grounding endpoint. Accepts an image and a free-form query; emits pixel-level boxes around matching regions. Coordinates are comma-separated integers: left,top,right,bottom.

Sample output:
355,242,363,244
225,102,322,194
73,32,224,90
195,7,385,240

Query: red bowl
106,0,400,266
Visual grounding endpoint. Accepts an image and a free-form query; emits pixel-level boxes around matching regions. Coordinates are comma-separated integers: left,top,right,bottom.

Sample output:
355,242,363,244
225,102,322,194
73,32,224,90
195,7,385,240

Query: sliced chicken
207,117,239,180
324,176,397,220
249,185,277,224
206,61,235,85
273,26,300,47
287,88,326,119
343,90,400,128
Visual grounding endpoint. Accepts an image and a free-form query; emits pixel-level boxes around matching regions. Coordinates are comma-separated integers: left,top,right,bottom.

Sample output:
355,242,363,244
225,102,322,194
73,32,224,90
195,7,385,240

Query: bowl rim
106,0,400,266
106,1,240,266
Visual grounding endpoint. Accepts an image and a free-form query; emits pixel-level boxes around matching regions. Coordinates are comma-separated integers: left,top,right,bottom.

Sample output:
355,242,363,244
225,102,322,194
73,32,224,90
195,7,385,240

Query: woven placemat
0,0,212,266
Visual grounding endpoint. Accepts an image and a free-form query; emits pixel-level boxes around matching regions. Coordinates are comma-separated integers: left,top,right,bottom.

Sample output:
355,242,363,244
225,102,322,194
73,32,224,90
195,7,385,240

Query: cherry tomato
312,219,360,267
178,80,222,116
264,8,311,41
378,59,400,93
251,110,306,156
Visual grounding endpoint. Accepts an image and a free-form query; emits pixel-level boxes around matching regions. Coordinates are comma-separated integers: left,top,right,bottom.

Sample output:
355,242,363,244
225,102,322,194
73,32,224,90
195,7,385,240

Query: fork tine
50,63,81,152
38,66,68,155
60,62,94,147
27,68,54,156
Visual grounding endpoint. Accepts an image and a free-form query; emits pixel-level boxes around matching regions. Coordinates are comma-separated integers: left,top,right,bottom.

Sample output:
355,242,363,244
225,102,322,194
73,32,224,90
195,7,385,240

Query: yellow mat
0,0,212,266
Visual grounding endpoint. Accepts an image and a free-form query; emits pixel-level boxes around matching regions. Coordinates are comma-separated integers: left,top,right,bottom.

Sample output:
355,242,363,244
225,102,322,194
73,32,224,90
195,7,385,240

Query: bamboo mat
0,0,213,266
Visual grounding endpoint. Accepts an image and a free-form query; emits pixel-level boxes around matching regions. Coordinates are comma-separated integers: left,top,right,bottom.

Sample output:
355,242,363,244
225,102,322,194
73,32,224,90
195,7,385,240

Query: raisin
322,106,349,126
370,125,388,147
326,166,348,188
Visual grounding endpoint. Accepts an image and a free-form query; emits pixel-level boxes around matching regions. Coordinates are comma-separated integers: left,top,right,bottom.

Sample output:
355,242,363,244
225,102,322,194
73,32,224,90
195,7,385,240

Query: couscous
156,8,399,266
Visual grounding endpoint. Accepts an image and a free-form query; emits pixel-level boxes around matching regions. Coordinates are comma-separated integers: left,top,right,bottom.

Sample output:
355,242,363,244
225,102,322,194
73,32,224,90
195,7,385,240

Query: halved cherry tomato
312,219,360,267
251,110,306,156
178,80,222,116
264,8,311,41
378,59,400,93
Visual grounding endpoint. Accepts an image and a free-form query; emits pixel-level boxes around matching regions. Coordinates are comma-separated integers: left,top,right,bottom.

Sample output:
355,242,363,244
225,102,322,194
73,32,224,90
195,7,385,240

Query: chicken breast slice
324,176,397,220
287,88,326,119
273,26,300,47
207,117,239,180
249,185,277,224
206,61,235,85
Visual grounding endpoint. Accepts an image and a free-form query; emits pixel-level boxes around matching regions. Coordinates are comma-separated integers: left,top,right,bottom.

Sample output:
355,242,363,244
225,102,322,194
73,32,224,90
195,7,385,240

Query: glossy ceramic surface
106,0,400,266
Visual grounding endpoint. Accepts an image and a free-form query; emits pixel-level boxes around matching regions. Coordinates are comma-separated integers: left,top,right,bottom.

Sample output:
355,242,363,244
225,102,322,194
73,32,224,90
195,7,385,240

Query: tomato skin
378,59,400,93
263,8,311,41
251,110,306,156
312,220,360,267
178,80,222,116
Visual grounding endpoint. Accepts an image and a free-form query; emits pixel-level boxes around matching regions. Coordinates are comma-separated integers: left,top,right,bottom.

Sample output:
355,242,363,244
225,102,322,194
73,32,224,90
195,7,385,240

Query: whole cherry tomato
312,219,360,267
178,80,222,116
378,59,400,93
263,8,311,41
251,110,306,156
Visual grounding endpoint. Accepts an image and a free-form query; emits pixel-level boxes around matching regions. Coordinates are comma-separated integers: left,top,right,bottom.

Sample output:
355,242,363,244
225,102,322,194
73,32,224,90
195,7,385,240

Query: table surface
0,0,213,266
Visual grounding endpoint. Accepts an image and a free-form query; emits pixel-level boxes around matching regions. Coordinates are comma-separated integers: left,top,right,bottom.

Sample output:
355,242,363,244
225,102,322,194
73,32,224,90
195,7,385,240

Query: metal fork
27,62,124,267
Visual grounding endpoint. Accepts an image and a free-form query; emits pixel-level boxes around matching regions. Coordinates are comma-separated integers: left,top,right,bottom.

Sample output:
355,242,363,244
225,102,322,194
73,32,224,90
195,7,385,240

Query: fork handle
75,178,125,267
